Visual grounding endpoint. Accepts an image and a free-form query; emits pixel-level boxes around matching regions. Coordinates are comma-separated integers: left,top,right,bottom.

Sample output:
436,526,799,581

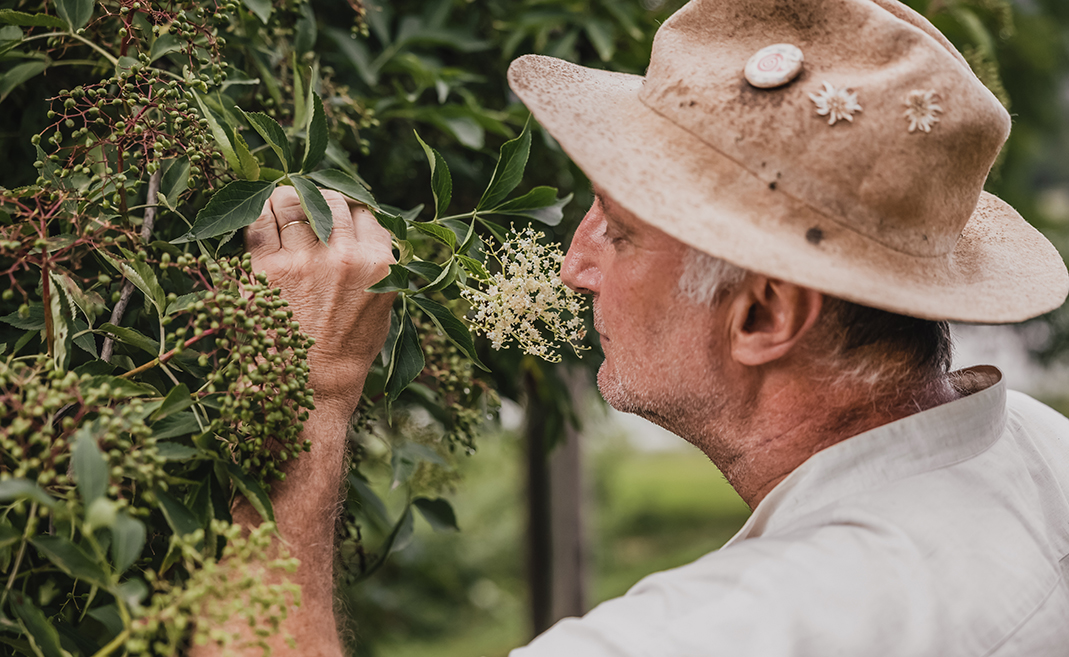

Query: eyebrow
592,189,636,236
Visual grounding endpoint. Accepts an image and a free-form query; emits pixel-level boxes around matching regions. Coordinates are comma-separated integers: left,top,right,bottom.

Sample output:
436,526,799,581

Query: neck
691,371,961,509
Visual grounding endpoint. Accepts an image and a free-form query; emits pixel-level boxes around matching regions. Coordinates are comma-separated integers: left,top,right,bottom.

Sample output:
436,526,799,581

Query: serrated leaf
54,0,92,31
242,0,273,23
96,324,159,356
405,260,443,285
173,180,274,243
457,254,490,281
72,426,108,506
31,535,109,587
0,479,54,507
118,247,167,312
46,279,70,371
384,307,425,406
374,208,406,240
0,9,66,28
155,488,199,536
416,259,458,294
305,169,378,209
0,26,22,57
302,93,328,171
10,593,64,657
290,176,332,243
409,295,487,371
413,222,456,250
165,292,200,316
193,93,241,173
367,264,410,293
1,302,44,330
233,131,261,181
227,464,275,524
152,383,194,421
111,512,145,574
241,110,293,172
414,497,459,532
414,131,452,220
478,119,532,210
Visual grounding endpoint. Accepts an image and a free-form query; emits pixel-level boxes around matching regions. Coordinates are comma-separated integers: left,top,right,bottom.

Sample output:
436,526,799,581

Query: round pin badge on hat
744,44,804,89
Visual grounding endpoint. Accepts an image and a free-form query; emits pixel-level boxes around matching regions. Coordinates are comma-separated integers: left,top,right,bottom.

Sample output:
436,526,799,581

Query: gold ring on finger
279,219,311,234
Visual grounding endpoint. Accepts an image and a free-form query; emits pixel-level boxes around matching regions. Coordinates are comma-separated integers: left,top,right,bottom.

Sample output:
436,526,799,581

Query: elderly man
206,0,1069,655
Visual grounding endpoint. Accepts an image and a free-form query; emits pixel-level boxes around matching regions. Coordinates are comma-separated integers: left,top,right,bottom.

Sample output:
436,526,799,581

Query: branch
118,328,218,379
101,170,162,363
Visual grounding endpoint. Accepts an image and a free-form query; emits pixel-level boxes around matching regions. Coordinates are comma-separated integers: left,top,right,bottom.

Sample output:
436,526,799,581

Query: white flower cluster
462,226,588,363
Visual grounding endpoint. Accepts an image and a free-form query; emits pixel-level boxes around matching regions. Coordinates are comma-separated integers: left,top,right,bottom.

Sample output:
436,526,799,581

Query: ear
727,276,824,366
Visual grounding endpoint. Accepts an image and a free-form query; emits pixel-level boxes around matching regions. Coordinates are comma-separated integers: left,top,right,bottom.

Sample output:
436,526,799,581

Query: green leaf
149,32,184,62
304,169,378,209
294,1,317,53
173,180,274,243
72,427,108,506
152,383,194,421
96,324,159,357
384,307,425,406
357,505,414,582
1,302,44,330
409,295,487,371
0,522,20,550
54,0,92,31
192,93,241,174
98,251,164,314
233,131,261,181
155,488,199,536
161,159,191,202
478,119,532,210
347,473,389,529
241,110,294,172
0,9,66,28
10,593,64,657
0,61,49,103
457,254,490,281
414,131,452,220
111,512,145,574
114,55,138,78
413,222,457,250
374,209,406,240
584,18,616,62
488,187,572,226
290,176,333,243
405,260,443,285
242,0,273,24
0,26,22,56
151,411,201,441
226,464,275,524
31,535,109,587
302,93,328,172
413,497,459,532
367,264,410,293
155,442,201,460
0,479,54,507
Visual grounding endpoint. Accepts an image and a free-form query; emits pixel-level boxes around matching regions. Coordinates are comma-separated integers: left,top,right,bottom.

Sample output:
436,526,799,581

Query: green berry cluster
178,253,315,487
0,357,166,501
127,520,299,656
416,310,498,455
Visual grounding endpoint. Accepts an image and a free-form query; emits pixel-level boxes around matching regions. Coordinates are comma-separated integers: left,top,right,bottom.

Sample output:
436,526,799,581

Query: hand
245,186,396,418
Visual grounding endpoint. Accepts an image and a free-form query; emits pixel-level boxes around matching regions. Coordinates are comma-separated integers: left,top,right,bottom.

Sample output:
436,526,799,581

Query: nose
561,202,604,294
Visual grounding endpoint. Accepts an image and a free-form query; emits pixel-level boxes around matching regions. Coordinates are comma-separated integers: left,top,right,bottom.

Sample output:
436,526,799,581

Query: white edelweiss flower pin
903,89,942,133
809,81,862,126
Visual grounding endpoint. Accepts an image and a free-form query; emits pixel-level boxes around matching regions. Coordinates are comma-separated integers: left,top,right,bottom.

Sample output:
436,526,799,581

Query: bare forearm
192,403,355,657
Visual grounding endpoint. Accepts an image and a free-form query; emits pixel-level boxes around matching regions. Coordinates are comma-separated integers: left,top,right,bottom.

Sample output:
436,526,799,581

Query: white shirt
513,367,1069,656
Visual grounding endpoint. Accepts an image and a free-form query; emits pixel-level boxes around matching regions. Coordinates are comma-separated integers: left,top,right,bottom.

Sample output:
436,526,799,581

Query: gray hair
675,247,952,392
678,248,747,305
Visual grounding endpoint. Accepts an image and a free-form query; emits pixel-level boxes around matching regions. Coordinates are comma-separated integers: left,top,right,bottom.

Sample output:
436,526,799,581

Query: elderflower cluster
461,227,588,363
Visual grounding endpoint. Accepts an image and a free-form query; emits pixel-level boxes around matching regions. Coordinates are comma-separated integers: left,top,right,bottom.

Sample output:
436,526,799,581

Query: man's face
561,193,731,434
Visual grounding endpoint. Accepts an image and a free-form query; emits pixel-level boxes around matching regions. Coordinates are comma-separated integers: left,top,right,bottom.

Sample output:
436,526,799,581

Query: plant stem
119,328,218,379
438,212,475,222
0,502,38,612
22,32,120,66
90,629,130,657
101,169,162,362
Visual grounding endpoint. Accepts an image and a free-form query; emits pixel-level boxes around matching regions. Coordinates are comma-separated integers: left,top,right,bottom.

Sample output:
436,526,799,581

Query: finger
245,196,281,255
270,186,320,252
352,204,392,251
320,190,359,245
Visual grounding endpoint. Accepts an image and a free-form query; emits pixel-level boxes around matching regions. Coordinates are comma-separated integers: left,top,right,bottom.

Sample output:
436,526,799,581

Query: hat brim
508,54,1068,323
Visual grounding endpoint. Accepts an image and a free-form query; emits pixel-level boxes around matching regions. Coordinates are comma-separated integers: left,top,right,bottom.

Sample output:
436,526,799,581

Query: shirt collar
723,365,1007,546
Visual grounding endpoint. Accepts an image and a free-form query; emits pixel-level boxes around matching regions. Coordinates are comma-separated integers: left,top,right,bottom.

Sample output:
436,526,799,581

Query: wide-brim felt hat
507,0,1068,323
